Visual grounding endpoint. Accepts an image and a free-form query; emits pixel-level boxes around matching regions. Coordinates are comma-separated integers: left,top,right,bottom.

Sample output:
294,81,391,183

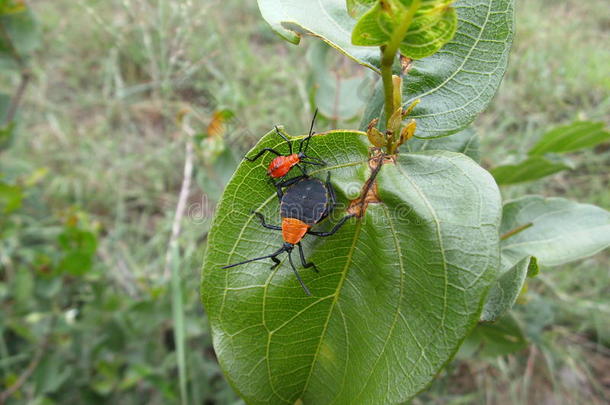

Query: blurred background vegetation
0,0,608,404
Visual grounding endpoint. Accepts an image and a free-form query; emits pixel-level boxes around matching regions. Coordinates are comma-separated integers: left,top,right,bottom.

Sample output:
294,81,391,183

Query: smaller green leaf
481,256,536,322
405,127,479,161
490,155,572,185
350,3,393,47
351,0,457,59
529,121,610,155
501,196,610,268
463,314,527,358
399,6,457,59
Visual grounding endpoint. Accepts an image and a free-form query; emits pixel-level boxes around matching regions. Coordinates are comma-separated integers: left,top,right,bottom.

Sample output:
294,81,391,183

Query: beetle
244,109,325,179
221,172,354,295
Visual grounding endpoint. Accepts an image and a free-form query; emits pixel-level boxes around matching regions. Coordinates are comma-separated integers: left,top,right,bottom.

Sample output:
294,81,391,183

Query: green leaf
462,313,527,358
0,6,39,69
259,0,514,138
351,1,458,59
528,121,610,155
405,127,479,161
481,256,536,322
201,129,501,403
490,155,572,185
500,196,610,268
400,6,457,59
257,0,380,71
306,42,372,121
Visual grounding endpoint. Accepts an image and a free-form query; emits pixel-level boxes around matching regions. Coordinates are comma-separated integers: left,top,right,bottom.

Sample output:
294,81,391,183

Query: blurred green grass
1,0,609,403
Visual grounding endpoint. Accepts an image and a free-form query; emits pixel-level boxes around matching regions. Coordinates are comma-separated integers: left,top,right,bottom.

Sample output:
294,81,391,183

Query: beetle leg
287,251,311,296
270,255,281,270
275,126,293,155
221,246,287,269
319,171,338,220
300,108,318,154
296,163,307,176
297,243,318,273
308,214,355,237
252,211,282,231
274,174,308,200
275,174,307,189
325,171,337,207
244,148,283,162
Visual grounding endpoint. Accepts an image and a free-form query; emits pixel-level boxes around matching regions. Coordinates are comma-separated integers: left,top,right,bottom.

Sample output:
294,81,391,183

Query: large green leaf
490,155,572,185
500,196,610,268
528,121,610,155
201,129,502,403
259,0,514,138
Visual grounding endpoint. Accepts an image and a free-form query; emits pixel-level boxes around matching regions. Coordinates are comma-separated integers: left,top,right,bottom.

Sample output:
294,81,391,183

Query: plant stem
163,120,194,280
500,222,533,241
380,0,421,129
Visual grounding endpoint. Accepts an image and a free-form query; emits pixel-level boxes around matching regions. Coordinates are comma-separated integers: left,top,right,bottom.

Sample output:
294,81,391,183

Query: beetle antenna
300,108,318,155
287,251,311,295
221,246,286,269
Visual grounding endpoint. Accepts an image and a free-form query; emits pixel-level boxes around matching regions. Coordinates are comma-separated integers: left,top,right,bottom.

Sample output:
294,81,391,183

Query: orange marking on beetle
267,154,301,178
281,217,310,245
